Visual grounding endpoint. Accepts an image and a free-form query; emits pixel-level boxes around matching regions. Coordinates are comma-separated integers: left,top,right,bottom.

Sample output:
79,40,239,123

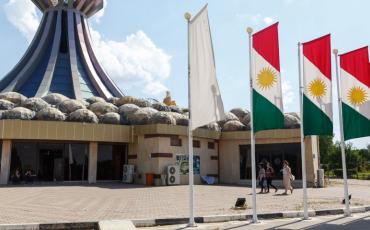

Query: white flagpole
247,27,258,223
185,12,196,227
298,42,309,220
333,49,351,216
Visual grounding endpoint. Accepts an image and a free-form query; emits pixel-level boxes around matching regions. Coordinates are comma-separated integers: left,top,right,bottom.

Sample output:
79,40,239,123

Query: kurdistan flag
302,34,333,135
340,47,370,140
252,22,284,133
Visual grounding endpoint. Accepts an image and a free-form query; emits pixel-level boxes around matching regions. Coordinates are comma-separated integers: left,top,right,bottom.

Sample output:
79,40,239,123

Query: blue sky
0,0,369,148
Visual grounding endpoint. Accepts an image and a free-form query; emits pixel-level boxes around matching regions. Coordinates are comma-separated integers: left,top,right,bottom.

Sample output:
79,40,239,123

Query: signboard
176,154,200,175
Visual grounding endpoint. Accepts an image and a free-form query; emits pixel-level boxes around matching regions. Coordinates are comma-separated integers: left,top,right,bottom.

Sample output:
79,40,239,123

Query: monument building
0,0,320,186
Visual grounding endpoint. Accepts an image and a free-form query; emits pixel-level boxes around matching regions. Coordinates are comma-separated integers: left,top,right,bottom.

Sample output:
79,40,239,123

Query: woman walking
265,162,278,193
258,163,266,194
281,160,293,195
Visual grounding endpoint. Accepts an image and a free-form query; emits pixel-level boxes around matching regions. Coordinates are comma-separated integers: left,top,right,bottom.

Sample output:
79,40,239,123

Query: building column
0,140,12,185
88,142,98,184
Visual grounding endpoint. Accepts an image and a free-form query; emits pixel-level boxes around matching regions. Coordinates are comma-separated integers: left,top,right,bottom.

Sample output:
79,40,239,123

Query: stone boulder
222,120,246,132
218,112,239,127
202,122,221,132
149,112,176,125
1,107,35,120
230,108,249,121
107,97,119,105
240,113,251,126
78,100,90,107
169,112,189,126
22,97,49,112
0,92,27,105
169,105,182,113
0,99,15,110
115,96,152,108
100,112,121,125
152,102,171,112
86,96,106,104
89,102,118,116
58,99,86,114
118,104,140,124
284,113,300,129
42,93,69,105
287,112,300,121
128,107,158,125
36,107,66,121
69,109,98,123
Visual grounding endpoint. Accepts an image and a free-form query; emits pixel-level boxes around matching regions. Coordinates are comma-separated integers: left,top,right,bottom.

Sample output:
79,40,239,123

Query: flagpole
247,27,258,223
185,11,196,227
333,49,351,217
298,42,309,220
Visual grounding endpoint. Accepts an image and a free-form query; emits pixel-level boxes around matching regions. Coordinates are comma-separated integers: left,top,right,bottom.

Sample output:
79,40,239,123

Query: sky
0,0,369,148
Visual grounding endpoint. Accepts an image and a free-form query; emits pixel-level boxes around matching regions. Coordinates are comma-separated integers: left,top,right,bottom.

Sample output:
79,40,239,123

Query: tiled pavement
0,179,369,224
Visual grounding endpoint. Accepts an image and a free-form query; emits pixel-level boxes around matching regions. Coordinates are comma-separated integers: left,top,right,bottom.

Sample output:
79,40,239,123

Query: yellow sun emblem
256,67,277,90
308,79,327,98
348,86,368,106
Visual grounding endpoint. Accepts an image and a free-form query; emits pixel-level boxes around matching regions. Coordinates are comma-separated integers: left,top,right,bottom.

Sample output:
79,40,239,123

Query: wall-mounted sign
176,154,200,175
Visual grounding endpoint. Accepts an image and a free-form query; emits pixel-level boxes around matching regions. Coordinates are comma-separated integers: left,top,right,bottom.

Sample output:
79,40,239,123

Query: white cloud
3,0,171,97
90,29,171,96
3,0,40,43
282,78,294,105
237,13,275,26
263,17,274,25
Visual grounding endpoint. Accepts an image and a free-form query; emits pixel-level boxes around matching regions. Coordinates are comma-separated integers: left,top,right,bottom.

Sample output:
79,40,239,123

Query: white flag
189,5,225,130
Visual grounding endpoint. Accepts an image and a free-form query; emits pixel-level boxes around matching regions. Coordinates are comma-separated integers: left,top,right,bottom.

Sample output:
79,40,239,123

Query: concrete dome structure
0,0,123,100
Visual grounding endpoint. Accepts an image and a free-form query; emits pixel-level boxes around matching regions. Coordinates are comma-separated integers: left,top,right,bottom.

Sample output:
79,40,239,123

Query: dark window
10,142,88,182
239,143,301,180
97,144,127,180
193,140,201,148
170,136,182,146
208,142,215,149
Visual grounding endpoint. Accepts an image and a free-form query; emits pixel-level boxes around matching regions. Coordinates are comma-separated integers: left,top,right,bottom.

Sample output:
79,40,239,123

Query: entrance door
39,147,64,181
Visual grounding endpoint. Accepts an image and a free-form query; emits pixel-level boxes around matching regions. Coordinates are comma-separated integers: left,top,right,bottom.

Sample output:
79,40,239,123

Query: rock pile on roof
0,92,300,131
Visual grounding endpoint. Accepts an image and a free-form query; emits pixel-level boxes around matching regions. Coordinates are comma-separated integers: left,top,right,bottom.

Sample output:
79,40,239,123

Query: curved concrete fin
74,13,112,99
81,0,95,15
85,0,104,18
35,10,62,98
0,13,49,92
3,12,56,92
67,10,82,99
75,0,86,11
81,17,124,97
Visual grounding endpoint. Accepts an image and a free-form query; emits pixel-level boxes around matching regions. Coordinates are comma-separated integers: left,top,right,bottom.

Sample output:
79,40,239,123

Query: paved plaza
0,179,369,225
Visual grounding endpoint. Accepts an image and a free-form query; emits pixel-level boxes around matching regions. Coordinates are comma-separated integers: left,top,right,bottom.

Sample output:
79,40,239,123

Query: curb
1,206,370,229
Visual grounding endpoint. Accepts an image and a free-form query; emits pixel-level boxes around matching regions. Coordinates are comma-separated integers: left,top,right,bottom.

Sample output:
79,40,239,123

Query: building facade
0,1,320,187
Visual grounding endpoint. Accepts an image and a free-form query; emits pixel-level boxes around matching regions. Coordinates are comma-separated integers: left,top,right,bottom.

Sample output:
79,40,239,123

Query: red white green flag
252,23,284,133
302,34,333,135
340,47,370,140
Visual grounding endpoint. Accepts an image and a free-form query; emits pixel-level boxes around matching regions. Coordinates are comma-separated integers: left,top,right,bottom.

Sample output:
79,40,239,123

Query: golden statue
163,91,176,106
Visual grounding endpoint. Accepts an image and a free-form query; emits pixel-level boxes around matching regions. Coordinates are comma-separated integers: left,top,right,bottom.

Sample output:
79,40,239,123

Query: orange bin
145,173,154,186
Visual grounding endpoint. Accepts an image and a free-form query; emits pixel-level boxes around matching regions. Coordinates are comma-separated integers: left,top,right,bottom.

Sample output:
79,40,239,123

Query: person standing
265,162,278,193
281,160,293,195
258,163,266,194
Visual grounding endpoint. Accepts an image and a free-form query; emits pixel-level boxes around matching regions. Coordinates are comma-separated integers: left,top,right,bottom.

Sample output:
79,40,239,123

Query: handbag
290,174,295,181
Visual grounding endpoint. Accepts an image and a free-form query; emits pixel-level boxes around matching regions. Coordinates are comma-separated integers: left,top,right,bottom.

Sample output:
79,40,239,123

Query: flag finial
184,12,192,21
333,49,338,55
247,27,253,34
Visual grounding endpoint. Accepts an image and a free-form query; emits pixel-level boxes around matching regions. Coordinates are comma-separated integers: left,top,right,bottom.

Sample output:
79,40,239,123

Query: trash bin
145,173,154,186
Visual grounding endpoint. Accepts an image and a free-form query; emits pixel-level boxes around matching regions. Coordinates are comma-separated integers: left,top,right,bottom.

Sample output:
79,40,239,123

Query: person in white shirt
281,160,293,195
258,163,266,194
